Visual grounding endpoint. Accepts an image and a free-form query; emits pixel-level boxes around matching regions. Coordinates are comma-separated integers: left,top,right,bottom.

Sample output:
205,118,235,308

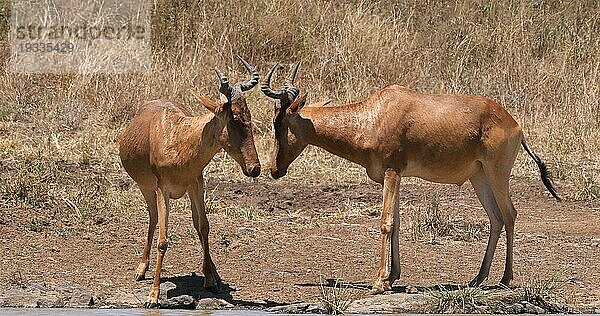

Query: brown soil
1,172,599,310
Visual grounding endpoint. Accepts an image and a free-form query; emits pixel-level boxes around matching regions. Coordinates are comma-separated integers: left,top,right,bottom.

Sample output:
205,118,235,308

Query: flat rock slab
346,293,429,314
266,302,322,314
0,282,96,308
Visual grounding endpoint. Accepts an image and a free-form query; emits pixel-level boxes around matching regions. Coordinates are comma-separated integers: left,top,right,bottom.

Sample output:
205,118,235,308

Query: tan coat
262,64,559,293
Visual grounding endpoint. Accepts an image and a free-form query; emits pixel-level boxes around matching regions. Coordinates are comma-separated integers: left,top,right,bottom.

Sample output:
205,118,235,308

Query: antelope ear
191,90,220,113
288,93,308,113
219,93,229,105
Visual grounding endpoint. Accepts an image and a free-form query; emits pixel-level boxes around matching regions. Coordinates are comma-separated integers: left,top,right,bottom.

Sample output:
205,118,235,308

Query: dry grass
425,276,573,314
0,0,598,228
318,278,354,315
425,285,495,314
407,195,489,243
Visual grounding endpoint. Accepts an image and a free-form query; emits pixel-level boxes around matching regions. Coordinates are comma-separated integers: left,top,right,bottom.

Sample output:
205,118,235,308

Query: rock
104,290,145,308
405,286,419,294
196,298,234,310
159,281,177,297
274,217,292,224
67,287,96,307
305,304,322,313
346,293,429,314
266,303,322,314
29,283,49,292
161,294,196,309
55,282,75,294
0,286,62,308
523,301,546,314
237,227,257,235
508,302,525,313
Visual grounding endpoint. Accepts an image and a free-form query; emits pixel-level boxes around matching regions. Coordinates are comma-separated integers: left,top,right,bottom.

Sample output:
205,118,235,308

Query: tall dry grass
0,0,598,223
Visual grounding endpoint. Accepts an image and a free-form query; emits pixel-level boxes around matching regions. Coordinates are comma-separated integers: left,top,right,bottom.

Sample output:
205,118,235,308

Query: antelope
118,56,261,308
261,63,560,294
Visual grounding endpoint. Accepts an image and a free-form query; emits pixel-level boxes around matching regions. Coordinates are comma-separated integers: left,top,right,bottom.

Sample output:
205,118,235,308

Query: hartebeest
119,56,261,307
262,63,560,293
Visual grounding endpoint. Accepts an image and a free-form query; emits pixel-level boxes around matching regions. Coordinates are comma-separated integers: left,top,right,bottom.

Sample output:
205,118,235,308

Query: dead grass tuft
507,270,574,313
425,285,496,314
319,278,354,315
407,196,488,243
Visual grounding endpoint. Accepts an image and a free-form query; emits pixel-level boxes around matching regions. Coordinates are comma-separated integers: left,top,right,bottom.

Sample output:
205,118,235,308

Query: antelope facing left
262,63,560,294
118,56,261,308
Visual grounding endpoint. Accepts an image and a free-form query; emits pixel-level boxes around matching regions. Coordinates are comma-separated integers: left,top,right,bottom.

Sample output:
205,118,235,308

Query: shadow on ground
160,273,286,309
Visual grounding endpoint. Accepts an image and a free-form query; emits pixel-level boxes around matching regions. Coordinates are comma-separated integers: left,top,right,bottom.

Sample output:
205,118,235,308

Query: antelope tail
521,139,561,201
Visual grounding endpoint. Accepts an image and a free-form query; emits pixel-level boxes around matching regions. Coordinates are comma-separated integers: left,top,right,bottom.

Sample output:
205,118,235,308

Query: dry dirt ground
1,170,599,311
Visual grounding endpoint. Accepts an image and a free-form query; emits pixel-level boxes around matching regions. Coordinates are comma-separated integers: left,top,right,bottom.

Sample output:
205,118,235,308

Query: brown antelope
262,63,560,294
119,56,261,308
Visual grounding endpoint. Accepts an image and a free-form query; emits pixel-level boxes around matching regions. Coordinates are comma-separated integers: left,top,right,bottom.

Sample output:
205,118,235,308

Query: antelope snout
270,167,286,179
247,164,261,178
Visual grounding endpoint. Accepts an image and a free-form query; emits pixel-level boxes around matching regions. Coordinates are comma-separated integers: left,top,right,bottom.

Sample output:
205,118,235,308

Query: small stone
237,227,256,234
405,286,419,294
159,281,177,292
162,295,196,309
306,304,322,313
274,217,292,224
68,288,96,307
29,283,49,292
508,302,525,313
196,298,233,310
524,302,546,314
55,282,75,294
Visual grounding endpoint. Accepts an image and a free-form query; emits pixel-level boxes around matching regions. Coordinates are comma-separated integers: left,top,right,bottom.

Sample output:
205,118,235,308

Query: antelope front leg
145,187,170,308
372,169,401,294
189,176,222,291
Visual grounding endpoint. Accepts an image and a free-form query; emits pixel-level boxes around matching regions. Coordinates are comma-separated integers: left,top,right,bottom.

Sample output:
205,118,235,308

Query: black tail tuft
521,140,561,201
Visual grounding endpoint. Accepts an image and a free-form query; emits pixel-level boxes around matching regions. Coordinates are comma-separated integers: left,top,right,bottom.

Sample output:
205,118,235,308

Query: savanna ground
0,0,599,312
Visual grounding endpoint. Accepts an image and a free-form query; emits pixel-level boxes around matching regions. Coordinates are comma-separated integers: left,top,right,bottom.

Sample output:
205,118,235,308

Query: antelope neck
291,102,379,168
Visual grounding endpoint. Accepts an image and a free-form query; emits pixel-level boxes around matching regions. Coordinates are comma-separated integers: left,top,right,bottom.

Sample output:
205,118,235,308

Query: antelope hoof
370,280,391,295
370,287,384,295
500,276,512,287
204,277,223,293
134,263,148,281
203,267,222,291
133,273,146,281
144,300,160,309
468,275,484,287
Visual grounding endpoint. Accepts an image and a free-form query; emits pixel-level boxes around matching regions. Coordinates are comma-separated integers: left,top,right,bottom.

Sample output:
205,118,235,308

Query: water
0,309,276,316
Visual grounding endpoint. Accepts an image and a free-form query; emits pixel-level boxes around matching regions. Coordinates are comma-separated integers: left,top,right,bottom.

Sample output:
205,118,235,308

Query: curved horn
261,63,287,99
286,87,300,101
285,61,301,87
214,68,233,98
237,56,260,92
